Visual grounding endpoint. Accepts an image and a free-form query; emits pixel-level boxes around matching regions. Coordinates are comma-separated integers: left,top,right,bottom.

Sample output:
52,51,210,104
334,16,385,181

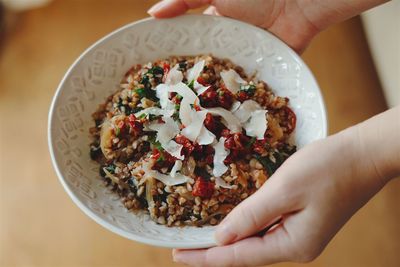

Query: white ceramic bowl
48,15,327,249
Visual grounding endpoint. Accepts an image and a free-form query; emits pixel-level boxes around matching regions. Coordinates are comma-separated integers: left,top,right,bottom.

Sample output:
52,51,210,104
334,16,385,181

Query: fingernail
172,250,183,263
214,220,237,245
147,0,168,15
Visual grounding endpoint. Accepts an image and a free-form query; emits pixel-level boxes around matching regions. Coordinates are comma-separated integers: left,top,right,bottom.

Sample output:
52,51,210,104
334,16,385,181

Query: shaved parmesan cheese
135,106,173,118
197,126,216,145
187,60,205,82
206,107,242,133
163,140,184,160
170,160,182,177
181,110,207,142
220,69,246,93
212,137,230,177
230,100,241,112
244,110,268,140
146,117,184,160
170,82,198,103
233,100,262,123
169,82,199,126
151,170,193,186
215,176,235,189
143,161,193,186
158,117,180,143
165,64,183,85
194,80,210,95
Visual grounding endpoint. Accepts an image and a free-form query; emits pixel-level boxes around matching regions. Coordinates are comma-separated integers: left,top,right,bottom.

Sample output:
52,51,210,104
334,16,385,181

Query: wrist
341,107,400,185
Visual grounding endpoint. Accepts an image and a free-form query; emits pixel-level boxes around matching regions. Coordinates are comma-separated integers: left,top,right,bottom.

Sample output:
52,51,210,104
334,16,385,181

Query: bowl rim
48,14,328,248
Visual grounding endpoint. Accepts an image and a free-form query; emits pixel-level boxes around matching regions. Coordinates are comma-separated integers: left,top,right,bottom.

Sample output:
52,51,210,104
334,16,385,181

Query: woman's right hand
148,0,388,53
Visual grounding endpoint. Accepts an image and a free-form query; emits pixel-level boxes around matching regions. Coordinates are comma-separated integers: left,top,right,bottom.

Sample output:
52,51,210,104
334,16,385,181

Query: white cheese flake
212,137,230,177
215,176,235,189
220,69,246,94
230,100,241,112
165,64,183,85
206,107,242,133
244,110,268,140
186,60,205,82
197,126,216,145
233,100,262,123
134,107,162,117
170,160,182,178
143,161,193,186
194,80,210,95
181,110,208,142
170,82,199,126
145,117,184,160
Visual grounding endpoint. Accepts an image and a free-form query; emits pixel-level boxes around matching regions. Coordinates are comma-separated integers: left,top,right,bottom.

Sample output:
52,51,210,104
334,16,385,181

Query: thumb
214,176,299,245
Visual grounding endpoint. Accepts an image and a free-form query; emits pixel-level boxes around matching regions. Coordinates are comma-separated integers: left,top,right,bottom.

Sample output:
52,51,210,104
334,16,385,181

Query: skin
148,0,389,53
147,1,398,266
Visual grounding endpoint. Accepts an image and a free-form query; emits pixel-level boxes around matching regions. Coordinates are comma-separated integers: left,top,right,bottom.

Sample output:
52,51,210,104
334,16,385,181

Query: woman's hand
172,106,400,267
148,0,388,53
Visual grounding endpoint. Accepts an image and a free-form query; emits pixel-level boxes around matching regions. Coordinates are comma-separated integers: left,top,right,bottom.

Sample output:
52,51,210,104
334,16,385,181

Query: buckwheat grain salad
89,55,297,227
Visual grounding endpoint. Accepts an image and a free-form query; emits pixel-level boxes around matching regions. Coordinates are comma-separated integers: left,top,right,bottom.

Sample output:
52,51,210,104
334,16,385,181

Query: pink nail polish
172,250,182,263
147,0,167,15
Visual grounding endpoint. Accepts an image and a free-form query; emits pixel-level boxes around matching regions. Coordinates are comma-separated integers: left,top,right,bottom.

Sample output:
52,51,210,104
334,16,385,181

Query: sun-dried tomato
220,128,231,138
151,148,177,171
197,76,208,86
151,148,161,160
236,91,250,102
223,152,236,165
163,62,170,73
217,86,234,109
253,139,267,155
127,114,143,134
204,113,215,132
192,176,214,198
175,134,196,156
224,133,249,151
283,106,297,134
199,87,218,107
161,63,171,83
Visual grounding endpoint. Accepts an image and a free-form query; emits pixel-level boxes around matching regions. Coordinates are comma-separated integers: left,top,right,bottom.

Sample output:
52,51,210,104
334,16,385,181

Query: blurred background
0,0,399,266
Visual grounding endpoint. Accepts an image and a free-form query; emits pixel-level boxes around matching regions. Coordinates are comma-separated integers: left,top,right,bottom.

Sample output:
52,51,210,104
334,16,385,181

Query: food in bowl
89,55,296,227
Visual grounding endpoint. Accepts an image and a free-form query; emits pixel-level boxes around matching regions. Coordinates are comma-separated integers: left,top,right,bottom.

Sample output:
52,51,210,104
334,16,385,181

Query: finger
203,6,219,15
214,174,301,245
148,0,212,18
174,226,293,267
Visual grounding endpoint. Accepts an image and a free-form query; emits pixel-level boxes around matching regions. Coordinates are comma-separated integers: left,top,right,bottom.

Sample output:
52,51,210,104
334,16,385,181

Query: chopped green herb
178,61,187,69
115,126,120,136
135,88,146,98
255,145,296,176
188,79,195,90
239,84,256,96
157,153,165,162
148,65,164,76
151,140,164,151
148,114,161,121
105,164,116,174
246,137,256,148
172,110,181,122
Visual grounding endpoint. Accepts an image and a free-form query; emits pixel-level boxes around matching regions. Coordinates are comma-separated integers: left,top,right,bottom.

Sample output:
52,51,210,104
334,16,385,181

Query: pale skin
148,1,400,266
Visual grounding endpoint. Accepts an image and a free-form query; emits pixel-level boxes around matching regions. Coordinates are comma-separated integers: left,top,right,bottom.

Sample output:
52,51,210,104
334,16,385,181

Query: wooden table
1,0,399,266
